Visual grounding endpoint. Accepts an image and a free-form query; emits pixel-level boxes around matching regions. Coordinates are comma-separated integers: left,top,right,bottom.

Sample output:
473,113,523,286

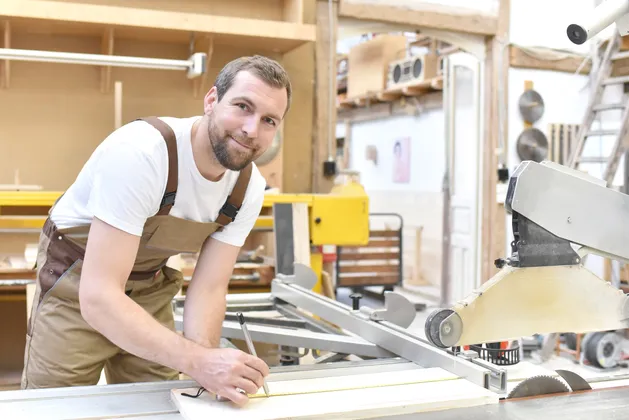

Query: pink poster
392,137,411,183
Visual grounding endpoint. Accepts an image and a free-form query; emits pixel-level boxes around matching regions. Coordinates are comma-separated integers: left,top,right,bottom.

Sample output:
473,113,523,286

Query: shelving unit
0,0,325,389
337,75,443,110
0,0,316,52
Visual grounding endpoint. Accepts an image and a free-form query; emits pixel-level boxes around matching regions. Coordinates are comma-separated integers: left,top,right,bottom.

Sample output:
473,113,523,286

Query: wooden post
481,0,510,283
314,0,337,193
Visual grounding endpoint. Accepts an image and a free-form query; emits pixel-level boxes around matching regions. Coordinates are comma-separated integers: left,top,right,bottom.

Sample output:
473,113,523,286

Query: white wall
504,23,624,276
510,0,606,54
341,110,446,287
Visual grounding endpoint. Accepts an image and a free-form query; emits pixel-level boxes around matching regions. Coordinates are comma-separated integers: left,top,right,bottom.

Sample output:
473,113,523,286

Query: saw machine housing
425,160,629,349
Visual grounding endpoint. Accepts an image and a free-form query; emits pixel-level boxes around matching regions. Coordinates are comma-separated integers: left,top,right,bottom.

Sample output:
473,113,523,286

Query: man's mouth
229,136,253,150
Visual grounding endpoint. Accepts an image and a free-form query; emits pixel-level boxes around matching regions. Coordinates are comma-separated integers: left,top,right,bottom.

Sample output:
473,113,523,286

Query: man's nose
242,117,259,138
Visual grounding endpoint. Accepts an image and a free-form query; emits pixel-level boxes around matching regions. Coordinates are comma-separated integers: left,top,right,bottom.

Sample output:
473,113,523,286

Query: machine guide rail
270,265,507,392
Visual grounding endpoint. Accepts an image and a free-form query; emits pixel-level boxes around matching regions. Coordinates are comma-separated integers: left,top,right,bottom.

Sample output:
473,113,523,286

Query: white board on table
171,367,498,420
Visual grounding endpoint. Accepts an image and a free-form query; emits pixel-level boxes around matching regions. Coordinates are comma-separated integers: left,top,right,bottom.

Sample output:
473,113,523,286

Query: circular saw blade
516,127,548,163
507,375,570,399
518,89,545,123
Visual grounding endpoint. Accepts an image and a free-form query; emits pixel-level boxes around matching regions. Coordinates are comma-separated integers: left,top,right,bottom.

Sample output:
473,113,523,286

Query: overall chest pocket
145,216,221,254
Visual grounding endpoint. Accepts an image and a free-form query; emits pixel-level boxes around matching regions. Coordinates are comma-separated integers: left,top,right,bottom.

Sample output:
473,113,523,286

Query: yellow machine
0,178,371,294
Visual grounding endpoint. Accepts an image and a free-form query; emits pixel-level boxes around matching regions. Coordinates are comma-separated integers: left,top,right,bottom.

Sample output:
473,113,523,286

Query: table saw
5,159,629,418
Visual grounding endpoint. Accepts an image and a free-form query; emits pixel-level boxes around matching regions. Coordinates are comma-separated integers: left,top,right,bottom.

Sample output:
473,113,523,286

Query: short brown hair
214,55,292,116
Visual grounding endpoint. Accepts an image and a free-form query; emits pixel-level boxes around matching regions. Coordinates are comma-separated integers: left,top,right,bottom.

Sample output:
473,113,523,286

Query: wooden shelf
337,75,443,110
0,191,314,231
0,0,316,53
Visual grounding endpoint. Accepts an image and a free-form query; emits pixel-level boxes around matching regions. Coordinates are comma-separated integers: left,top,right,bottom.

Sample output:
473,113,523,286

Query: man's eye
265,118,276,126
238,103,248,111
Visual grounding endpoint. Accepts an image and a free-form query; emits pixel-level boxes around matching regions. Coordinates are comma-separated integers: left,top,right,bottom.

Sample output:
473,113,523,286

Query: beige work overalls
21,116,253,389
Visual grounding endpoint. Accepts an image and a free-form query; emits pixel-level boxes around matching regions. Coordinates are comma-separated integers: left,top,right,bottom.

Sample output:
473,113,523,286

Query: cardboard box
347,34,408,99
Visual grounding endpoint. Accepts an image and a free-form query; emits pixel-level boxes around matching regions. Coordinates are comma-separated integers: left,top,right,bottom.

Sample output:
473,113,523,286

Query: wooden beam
100,27,114,94
338,0,498,36
337,92,443,123
0,0,316,52
1,20,10,89
284,0,304,23
313,0,337,193
509,44,591,74
481,0,509,285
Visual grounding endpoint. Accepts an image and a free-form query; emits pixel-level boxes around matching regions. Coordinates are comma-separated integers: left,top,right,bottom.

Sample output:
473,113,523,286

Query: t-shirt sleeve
211,169,266,247
86,122,167,236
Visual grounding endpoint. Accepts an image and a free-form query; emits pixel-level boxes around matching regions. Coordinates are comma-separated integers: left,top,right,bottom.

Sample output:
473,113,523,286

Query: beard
207,116,260,171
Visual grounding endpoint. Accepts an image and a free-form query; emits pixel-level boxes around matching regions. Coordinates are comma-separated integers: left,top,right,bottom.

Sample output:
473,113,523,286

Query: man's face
203,71,288,171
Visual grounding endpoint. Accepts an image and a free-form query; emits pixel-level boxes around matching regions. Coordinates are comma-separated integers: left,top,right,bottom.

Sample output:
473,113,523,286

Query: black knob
314,217,322,224
349,293,362,310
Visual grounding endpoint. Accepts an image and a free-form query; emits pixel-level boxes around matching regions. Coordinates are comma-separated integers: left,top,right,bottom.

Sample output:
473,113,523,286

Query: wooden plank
283,0,304,23
481,0,509,285
100,27,114,94
191,35,214,99
172,367,498,419
339,251,399,260
338,274,398,285
338,264,399,273
360,239,399,248
313,0,337,193
113,81,122,129
338,0,498,36
292,202,311,266
0,0,316,52
337,91,443,123
369,229,399,238
509,44,591,74
281,11,315,193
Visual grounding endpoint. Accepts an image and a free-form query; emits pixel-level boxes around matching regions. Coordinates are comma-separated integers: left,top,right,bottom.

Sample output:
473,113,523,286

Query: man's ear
204,86,218,115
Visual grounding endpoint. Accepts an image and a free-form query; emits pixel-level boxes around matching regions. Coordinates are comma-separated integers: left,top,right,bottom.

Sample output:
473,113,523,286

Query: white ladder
568,34,629,185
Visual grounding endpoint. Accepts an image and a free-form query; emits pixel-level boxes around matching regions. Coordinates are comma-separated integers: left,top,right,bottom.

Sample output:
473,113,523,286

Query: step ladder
568,34,629,185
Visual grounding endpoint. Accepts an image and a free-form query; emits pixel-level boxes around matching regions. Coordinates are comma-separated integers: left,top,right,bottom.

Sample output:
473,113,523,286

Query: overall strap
137,117,179,216
216,163,253,227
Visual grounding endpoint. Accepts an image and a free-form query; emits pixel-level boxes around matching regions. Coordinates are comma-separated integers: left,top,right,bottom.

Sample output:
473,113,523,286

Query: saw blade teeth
507,374,570,399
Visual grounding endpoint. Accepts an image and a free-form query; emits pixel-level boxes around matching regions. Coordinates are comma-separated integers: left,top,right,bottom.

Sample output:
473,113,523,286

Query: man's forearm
183,278,227,348
81,286,201,375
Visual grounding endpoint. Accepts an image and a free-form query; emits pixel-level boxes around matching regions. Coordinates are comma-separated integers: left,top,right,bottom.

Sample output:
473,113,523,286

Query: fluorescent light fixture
0,48,207,78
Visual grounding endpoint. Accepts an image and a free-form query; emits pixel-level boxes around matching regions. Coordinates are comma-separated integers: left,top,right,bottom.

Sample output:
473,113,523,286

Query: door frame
440,51,485,306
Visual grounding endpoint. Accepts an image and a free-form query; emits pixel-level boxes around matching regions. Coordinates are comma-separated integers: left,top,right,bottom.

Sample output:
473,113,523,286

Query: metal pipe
567,0,629,44
0,48,206,77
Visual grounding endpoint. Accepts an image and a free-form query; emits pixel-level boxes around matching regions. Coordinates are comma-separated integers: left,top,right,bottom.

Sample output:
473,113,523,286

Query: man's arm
79,218,268,405
183,236,240,348
79,217,200,374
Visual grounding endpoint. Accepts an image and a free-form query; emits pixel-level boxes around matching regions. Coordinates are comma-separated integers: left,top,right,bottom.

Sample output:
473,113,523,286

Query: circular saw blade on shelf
516,127,549,163
507,375,570,399
518,89,545,123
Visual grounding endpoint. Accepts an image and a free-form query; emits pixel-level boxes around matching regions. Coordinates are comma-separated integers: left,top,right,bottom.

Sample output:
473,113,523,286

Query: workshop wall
0,30,308,257
505,0,620,278
339,109,446,291
510,0,603,54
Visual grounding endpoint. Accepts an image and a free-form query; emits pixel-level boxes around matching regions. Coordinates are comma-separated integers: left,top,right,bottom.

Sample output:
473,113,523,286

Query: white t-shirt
50,116,267,247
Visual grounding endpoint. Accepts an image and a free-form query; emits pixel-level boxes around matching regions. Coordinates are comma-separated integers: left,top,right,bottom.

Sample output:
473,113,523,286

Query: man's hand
188,347,269,406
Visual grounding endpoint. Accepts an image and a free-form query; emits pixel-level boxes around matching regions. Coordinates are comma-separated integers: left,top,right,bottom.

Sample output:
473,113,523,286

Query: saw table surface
389,386,629,419
3,358,629,419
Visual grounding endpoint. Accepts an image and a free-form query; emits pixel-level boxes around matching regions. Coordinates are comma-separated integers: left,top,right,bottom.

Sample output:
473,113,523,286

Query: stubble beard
207,116,258,171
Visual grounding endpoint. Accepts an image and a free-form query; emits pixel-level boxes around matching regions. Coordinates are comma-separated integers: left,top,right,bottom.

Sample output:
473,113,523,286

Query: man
21,55,291,406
